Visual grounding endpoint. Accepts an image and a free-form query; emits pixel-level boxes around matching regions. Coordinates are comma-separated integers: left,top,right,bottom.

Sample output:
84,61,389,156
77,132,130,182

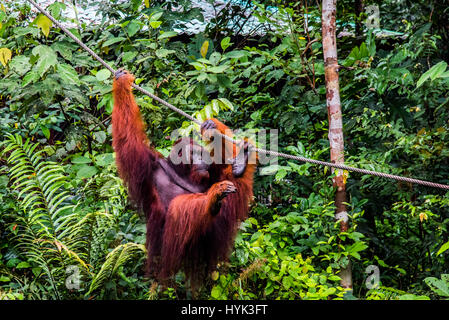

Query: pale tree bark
321,0,353,289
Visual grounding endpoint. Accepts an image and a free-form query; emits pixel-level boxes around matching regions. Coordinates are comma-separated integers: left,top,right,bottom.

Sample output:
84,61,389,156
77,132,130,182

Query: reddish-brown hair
112,72,256,287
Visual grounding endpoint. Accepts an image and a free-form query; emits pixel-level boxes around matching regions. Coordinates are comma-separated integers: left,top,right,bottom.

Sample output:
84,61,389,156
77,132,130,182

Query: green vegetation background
0,0,448,300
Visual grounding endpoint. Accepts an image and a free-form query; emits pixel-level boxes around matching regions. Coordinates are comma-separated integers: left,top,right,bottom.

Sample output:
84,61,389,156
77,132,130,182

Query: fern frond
86,243,145,296
2,134,91,298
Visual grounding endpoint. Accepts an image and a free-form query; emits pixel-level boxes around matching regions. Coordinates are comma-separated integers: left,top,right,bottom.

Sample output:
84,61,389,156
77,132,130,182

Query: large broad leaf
259,164,282,176
424,276,449,297
57,64,80,86
437,241,449,256
10,55,31,76
22,71,40,86
95,153,114,167
35,14,52,37
155,48,175,58
93,131,106,144
48,1,66,19
76,165,98,179
217,98,234,111
208,64,229,74
209,52,221,66
39,78,59,105
126,21,141,37
51,41,75,61
417,61,448,87
32,45,58,76
122,51,138,63
225,50,246,60
158,31,177,40
96,69,111,82
102,37,126,47
71,156,92,164
0,47,12,66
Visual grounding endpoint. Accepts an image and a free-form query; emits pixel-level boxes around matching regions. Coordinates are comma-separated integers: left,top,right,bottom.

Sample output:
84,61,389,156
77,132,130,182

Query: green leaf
439,71,449,78
95,153,114,167
211,286,222,299
87,243,145,295
22,71,40,86
96,69,112,81
155,49,175,58
103,37,126,47
122,51,138,63
430,61,448,80
150,21,162,29
16,261,31,269
150,12,163,21
158,31,178,40
197,72,207,82
57,64,80,85
424,277,449,297
208,65,229,74
437,241,449,256
76,165,98,179
0,275,11,282
6,258,20,268
275,168,288,181
266,69,284,82
40,125,50,140
217,74,231,88
71,156,92,164
282,276,293,290
126,21,141,37
0,175,8,188
10,55,31,76
190,61,205,71
220,37,232,51
32,45,58,76
217,98,234,111
209,52,221,66
225,50,246,59
211,100,220,114
417,61,448,87
259,165,282,176
51,41,74,61
93,131,107,144
398,294,430,300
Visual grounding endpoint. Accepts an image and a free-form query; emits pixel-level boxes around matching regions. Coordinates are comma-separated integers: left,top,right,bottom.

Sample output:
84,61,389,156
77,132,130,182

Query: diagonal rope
26,0,449,191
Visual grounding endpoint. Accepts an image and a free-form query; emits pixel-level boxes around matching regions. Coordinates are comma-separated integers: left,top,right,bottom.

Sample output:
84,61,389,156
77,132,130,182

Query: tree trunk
321,0,353,289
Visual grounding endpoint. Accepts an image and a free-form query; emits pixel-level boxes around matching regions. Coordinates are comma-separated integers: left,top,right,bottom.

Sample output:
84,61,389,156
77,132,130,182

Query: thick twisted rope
26,0,449,191
251,148,449,190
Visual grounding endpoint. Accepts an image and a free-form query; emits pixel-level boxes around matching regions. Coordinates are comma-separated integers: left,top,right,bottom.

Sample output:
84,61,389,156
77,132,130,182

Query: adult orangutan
111,69,256,285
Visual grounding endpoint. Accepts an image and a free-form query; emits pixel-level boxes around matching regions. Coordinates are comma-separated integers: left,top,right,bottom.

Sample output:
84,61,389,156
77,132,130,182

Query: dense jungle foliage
0,0,448,300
